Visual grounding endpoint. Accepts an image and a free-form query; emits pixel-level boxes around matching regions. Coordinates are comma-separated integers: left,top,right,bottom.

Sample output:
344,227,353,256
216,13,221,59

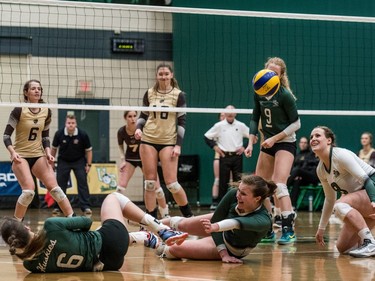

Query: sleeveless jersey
8,107,51,158
117,126,141,161
141,88,186,145
251,87,298,143
23,217,102,273
317,147,375,229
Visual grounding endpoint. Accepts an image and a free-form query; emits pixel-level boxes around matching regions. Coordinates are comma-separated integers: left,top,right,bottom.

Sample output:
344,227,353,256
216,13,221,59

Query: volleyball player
244,57,300,245
0,192,188,273
3,79,74,221
155,174,276,263
311,126,375,258
134,63,193,218
116,110,169,218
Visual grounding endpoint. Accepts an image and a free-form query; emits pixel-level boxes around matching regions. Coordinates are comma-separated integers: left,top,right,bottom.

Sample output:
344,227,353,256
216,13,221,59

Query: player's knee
275,183,289,199
111,191,131,209
144,180,156,192
17,190,35,207
155,187,165,199
166,182,182,194
334,202,353,221
50,186,67,203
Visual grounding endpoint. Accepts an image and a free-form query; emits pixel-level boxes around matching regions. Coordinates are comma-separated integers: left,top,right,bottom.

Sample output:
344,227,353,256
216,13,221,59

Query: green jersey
24,217,102,273
250,87,299,142
211,188,272,249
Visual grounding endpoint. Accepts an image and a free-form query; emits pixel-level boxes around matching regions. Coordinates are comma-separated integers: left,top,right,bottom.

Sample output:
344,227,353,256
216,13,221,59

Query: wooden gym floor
0,206,373,281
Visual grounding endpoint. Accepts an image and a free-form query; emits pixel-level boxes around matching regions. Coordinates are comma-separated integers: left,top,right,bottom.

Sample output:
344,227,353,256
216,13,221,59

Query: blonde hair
265,57,295,98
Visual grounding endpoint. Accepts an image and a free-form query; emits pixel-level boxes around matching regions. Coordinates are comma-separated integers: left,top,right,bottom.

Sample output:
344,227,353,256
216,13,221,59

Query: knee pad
50,186,67,203
144,180,156,192
275,183,289,199
17,190,35,207
334,202,353,221
166,182,182,194
112,191,131,209
155,187,165,199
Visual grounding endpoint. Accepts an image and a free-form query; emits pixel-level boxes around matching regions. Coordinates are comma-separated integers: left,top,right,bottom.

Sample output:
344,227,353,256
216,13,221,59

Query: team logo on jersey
33,119,38,124
333,169,340,178
74,139,79,144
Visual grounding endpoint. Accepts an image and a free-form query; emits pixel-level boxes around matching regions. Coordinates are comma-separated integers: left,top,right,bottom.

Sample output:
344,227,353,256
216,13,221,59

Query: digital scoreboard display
112,38,145,53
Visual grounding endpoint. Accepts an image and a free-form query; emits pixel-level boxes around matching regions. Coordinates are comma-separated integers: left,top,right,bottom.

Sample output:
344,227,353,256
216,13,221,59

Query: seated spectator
287,136,319,209
358,132,375,168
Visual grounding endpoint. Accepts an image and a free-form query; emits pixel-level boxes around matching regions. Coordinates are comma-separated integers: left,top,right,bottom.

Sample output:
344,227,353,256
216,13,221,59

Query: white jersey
318,147,375,230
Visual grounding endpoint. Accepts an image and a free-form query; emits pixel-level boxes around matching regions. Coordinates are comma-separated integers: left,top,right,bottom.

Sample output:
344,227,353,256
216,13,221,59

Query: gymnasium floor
0,207,373,281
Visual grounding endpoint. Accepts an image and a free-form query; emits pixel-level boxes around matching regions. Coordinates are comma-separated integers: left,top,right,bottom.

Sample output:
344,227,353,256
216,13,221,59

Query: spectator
287,136,319,209
204,105,250,204
358,132,375,168
51,114,92,215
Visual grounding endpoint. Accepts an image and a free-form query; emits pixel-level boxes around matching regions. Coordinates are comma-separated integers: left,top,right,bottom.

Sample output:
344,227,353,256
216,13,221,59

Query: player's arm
176,91,187,146
136,91,150,132
3,108,21,161
46,216,93,231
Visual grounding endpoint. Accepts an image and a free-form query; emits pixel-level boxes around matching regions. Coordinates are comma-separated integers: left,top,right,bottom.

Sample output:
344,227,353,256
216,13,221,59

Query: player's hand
134,129,142,140
119,162,126,172
46,154,55,166
315,228,325,246
244,144,253,158
261,138,275,149
171,145,181,157
10,152,22,163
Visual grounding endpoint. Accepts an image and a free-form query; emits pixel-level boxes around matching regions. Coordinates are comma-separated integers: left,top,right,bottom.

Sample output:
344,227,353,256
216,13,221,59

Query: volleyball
252,69,280,97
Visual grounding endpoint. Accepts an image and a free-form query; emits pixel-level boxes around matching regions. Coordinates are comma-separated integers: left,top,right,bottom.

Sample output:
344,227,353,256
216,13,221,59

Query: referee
204,105,250,206
51,114,93,215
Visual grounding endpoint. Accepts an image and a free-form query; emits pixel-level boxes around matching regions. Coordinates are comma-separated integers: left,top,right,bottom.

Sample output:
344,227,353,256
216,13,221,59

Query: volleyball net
0,1,375,162
0,1,374,113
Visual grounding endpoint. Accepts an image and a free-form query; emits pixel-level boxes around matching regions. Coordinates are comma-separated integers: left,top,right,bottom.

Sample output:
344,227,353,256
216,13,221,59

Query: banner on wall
37,163,118,195
0,162,21,196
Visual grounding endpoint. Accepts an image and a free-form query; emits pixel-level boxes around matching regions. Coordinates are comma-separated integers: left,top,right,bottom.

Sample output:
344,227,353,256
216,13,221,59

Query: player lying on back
0,192,188,273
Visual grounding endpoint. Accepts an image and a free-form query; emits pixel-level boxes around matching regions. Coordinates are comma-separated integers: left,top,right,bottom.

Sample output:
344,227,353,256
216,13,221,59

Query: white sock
141,213,168,233
358,228,375,243
128,231,148,247
158,206,170,218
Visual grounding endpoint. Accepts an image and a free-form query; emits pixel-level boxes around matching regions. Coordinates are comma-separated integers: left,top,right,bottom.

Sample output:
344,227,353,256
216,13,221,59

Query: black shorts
127,160,142,168
97,219,129,271
141,141,174,152
261,142,296,157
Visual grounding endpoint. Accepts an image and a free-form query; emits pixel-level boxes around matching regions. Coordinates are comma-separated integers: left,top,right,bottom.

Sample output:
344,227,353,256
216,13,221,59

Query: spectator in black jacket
287,136,319,209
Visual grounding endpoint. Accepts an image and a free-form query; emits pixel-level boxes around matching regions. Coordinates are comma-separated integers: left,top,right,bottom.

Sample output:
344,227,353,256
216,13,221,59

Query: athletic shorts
261,141,296,157
127,160,142,168
141,141,174,152
97,219,129,271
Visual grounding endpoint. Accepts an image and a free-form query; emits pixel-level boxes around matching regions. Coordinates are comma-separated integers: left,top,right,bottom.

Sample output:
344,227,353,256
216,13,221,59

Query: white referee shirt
204,119,250,152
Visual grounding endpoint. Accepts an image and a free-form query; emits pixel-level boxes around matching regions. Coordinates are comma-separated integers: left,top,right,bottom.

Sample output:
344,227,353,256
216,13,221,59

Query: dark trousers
55,158,91,211
287,167,319,207
218,154,242,201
